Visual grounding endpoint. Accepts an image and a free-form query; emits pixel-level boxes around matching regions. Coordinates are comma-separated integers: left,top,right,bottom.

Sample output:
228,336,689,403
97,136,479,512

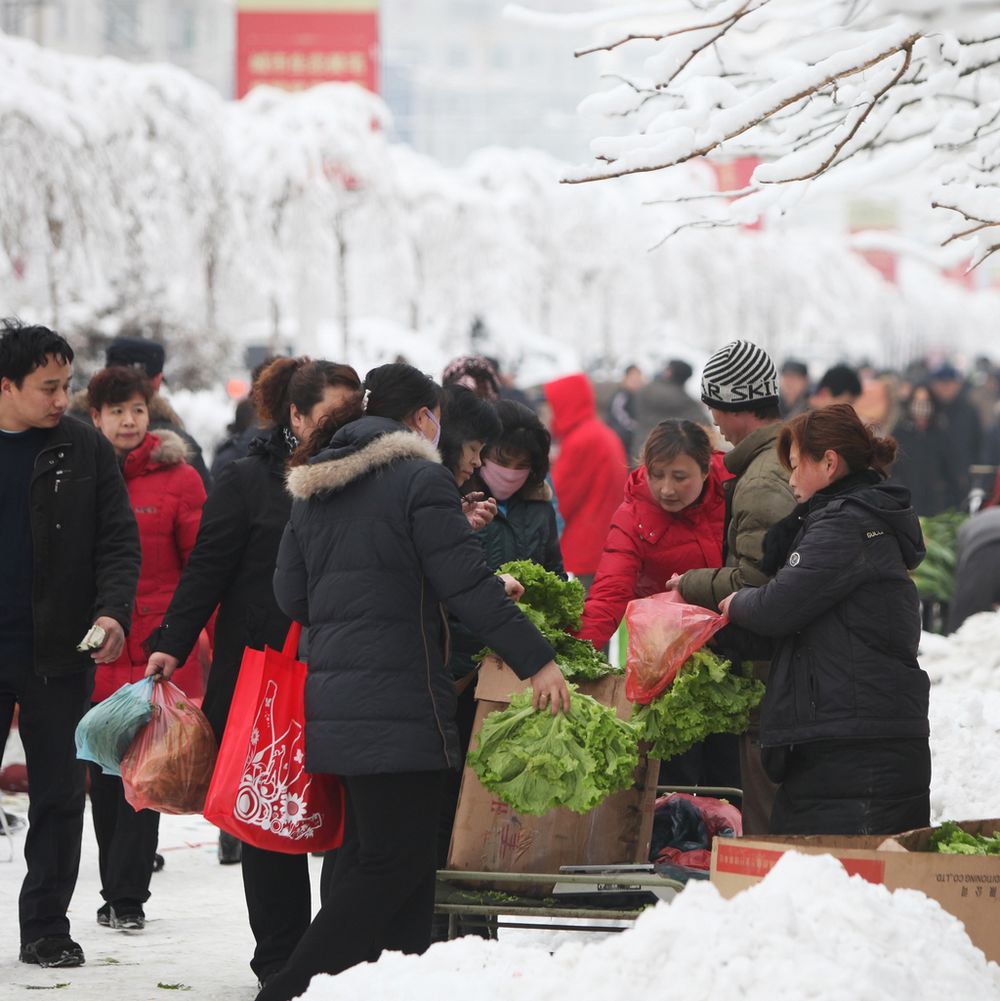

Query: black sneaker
109,902,145,931
218,831,242,865
19,935,85,968
97,903,111,927
152,852,165,873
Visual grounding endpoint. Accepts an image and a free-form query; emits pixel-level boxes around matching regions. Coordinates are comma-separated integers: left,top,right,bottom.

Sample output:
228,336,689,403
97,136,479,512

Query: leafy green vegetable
929,821,1000,855
497,560,585,632
630,649,764,760
477,561,618,681
912,511,967,605
467,687,639,815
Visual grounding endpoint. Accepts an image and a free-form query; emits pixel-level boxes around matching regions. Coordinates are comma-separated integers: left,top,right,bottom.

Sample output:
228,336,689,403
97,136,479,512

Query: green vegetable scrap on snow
929,821,1000,855
912,510,968,604
630,648,764,761
467,687,639,815
477,560,619,682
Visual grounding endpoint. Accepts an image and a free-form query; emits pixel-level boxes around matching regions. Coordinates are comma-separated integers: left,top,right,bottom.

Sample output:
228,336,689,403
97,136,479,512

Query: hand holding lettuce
478,561,619,682
467,688,639,815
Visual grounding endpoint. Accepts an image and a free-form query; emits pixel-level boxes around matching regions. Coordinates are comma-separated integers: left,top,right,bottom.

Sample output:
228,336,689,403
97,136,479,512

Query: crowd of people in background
1,314,997,999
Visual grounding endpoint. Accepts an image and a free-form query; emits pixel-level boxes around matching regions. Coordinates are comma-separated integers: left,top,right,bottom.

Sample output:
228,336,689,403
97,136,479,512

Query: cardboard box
709,819,1000,963
447,658,656,894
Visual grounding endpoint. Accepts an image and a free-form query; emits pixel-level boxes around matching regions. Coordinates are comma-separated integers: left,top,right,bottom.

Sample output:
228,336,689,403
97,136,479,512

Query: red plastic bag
203,623,344,854
625,590,728,704
120,681,218,815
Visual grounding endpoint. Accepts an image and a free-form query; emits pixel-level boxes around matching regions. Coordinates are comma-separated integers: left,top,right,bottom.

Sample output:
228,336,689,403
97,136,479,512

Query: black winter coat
30,417,140,676
275,417,556,776
149,429,293,740
448,478,565,679
728,473,930,748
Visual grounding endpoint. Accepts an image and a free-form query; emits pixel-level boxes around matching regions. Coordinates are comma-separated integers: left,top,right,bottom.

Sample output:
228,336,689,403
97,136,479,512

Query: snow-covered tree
560,1,1000,268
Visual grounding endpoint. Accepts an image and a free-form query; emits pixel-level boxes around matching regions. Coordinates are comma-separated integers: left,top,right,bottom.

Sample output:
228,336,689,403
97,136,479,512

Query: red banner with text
236,1,379,98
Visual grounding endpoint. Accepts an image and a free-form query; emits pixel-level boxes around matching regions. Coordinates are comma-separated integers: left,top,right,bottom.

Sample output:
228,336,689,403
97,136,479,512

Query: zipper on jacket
419,576,451,766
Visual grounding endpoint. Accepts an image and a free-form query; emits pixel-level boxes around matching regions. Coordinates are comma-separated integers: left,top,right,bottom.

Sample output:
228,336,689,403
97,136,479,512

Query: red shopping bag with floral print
203,623,344,853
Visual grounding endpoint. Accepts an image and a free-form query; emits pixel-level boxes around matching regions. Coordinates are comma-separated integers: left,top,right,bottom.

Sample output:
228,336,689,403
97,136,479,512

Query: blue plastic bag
75,679,155,775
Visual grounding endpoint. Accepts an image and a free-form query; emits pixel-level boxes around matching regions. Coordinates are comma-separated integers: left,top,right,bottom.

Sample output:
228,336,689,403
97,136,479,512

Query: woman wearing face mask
260,363,569,1001
891,384,963,515
144,357,360,989
86,365,207,932
432,399,566,923
577,420,727,651
719,404,930,835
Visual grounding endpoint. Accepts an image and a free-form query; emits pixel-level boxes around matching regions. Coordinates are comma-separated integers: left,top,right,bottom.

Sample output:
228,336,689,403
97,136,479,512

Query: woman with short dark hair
719,403,931,835
87,365,207,932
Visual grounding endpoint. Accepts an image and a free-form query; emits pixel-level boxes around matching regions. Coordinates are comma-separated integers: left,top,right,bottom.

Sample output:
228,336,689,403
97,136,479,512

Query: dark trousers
87,761,160,906
256,769,446,1001
739,662,778,835
241,842,312,980
0,668,93,943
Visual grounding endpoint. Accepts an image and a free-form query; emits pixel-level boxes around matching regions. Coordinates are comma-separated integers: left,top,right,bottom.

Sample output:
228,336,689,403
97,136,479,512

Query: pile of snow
302,853,1000,1000
920,612,1000,688
921,611,1000,823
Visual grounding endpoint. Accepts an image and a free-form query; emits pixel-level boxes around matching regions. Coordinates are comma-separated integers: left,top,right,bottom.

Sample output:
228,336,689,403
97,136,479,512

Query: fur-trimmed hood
149,428,191,466
122,429,191,480
286,417,442,501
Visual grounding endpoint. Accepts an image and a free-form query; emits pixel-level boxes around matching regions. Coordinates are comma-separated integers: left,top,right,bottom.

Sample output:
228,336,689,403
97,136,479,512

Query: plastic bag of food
625,590,727,704
120,681,217,815
75,679,154,775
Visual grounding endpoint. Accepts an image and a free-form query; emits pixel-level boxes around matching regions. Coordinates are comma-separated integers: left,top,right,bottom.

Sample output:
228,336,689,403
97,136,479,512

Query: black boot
218,831,242,865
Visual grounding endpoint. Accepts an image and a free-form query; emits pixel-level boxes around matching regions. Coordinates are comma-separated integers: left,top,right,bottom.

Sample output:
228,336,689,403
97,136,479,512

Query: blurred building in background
0,0,234,95
1,0,605,163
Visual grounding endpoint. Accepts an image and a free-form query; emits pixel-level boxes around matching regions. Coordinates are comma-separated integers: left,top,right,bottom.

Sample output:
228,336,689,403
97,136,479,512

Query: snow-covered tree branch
563,1,1000,266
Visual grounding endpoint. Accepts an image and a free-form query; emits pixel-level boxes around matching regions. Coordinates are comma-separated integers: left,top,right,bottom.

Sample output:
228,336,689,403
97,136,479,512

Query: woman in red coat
544,373,627,585
577,420,728,650
579,419,737,789
86,365,207,932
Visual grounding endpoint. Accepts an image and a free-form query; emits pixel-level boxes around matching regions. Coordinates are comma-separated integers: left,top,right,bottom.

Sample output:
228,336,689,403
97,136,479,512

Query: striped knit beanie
701,340,779,412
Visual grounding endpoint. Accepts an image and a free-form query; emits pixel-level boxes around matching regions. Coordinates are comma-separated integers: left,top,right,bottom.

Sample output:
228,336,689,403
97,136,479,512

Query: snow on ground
302,852,1000,1001
922,612,1000,824
0,785,321,1000
3,614,1000,1000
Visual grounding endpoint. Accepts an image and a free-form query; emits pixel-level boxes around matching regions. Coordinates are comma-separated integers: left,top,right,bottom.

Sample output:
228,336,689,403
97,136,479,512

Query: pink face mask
480,460,531,501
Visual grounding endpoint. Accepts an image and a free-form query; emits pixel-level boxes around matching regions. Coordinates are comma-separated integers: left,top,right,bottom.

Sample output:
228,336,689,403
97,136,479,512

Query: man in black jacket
0,320,140,969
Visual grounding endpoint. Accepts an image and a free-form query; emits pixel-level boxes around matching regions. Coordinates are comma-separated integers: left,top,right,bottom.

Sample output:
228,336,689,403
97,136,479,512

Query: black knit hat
106,336,165,378
701,340,779,412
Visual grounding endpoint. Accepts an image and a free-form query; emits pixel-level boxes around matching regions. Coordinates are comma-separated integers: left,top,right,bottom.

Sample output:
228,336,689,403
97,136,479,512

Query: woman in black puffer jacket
720,404,930,837
259,364,569,1001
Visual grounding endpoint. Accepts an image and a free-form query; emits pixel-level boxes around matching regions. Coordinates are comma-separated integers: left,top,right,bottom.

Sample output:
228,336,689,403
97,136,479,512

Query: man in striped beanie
667,339,796,834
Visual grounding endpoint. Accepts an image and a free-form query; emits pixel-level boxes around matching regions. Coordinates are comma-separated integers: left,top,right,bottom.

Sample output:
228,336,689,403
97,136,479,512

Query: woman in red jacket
86,365,207,932
577,419,727,650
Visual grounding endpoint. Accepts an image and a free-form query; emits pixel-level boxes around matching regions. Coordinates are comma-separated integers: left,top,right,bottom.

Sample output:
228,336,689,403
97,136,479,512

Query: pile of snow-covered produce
302,852,1000,1000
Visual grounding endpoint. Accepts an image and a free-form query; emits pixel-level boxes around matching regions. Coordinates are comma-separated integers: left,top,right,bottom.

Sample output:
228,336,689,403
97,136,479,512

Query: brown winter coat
679,423,795,610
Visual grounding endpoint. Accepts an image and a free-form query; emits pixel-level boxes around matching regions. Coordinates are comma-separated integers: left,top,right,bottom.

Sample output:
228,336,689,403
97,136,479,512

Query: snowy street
0,791,306,1000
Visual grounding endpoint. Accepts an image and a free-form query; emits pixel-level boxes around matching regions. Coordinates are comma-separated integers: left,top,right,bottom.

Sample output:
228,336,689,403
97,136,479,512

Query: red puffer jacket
545,373,627,577
577,454,729,649
92,431,207,702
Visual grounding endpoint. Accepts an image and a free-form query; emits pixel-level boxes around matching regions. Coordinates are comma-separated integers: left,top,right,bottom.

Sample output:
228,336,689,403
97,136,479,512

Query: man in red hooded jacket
544,373,627,587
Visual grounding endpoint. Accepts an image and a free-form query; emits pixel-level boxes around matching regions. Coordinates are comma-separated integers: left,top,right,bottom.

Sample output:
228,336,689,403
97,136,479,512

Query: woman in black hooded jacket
144,358,360,988
720,404,931,836
259,363,569,1001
